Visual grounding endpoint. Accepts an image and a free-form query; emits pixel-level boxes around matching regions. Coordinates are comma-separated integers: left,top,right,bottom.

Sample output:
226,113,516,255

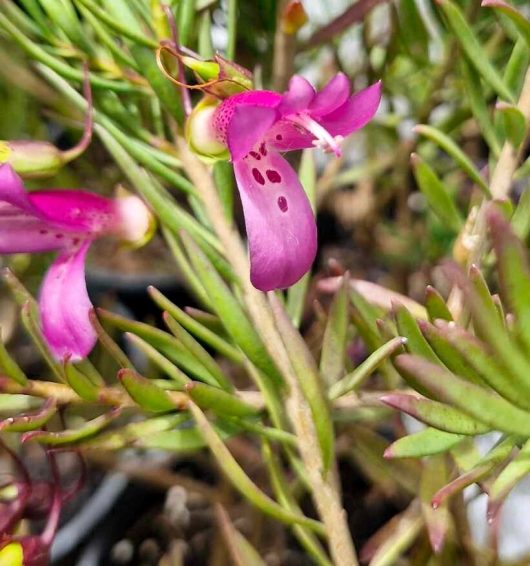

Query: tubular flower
0,164,154,360
195,73,381,291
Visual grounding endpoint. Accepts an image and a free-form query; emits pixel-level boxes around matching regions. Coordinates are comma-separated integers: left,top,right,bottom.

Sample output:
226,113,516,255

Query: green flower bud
185,98,228,160
0,141,64,179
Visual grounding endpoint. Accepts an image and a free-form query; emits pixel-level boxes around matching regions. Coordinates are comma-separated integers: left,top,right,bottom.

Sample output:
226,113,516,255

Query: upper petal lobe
309,72,350,116
319,81,382,137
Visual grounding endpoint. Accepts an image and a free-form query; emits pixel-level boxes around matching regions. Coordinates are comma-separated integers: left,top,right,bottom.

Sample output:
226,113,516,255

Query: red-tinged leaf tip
431,497,441,510
383,446,394,459
184,382,196,393
116,368,128,381
410,152,420,166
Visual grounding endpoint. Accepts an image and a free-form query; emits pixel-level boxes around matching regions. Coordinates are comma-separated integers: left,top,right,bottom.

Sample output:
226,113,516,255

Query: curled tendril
156,43,250,97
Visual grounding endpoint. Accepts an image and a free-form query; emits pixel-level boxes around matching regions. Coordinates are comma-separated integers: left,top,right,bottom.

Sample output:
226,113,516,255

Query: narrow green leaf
269,293,334,472
434,320,530,409
198,10,214,58
0,13,138,92
39,0,93,53
460,60,501,157
0,398,56,432
394,303,441,363
99,309,215,381
261,441,332,566
164,312,233,391
178,0,196,47
22,409,121,445
180,233,283,385
229,417,297,447
511,187,530,239
483,0,530,48
415,125,491,196
329,337,406,400
488,209,530,351
444,262,530,403
89,309,133,369
431,436,515,507
189,402,326,534
425,286,453,322
487,439,530,511
398,0,430,62
64,361,99,401
130,45,184,123
418,320,485,385
420,455,451,553
496,102,526,147
503,38,530,97
411,153,463,231
226,0,237,60
320,274,349,387
119,368,180,412
124,332,190,388
395,354,530,435
82,413,188,450
385,427,465,458
148,286,243,362
139,420,234,452
79,6,139,69
366,501,423,566
381,393,490,435
186,381,259,418
75,0,158,47
20,302,63,382
0,330,27,385
213,161,235,223
438,0,515,102
216,504,267,566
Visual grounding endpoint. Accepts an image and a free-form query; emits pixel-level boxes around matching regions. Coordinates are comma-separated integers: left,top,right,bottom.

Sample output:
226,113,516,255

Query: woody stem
177,140,358,566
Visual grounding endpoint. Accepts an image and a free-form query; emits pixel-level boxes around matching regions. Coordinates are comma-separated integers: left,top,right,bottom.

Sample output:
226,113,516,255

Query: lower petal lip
233,146,317,291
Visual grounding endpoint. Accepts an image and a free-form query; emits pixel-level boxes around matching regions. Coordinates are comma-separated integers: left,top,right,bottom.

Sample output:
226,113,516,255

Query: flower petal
39,242,95,361
309,72,350,116
30,191,117,233
319,81,382,137
234,147,317,291
0,163,39,213
226,105,279,161
0,205,80,253
278,75,316,115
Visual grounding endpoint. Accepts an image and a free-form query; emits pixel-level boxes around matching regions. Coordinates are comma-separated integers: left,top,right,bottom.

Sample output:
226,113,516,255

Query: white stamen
290,113,343,157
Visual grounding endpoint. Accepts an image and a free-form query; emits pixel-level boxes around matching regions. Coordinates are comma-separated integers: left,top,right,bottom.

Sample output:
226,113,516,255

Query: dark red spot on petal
276,134,283,141
250,151,261,160
266,170,282,183
39,230,48,235
55,233,64,239
72,238,80,246
277,196,288,212
259,143,267,156
252,168,266,185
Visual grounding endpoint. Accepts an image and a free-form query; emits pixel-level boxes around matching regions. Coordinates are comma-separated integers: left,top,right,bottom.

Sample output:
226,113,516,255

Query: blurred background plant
1,0,530,564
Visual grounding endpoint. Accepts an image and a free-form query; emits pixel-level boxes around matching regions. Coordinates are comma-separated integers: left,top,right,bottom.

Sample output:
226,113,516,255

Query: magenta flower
0,164,153,361
211,73,381,291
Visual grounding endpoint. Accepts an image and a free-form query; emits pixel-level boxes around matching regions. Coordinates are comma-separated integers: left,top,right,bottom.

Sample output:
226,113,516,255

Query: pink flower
0,164,153,360
211,73,381,291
